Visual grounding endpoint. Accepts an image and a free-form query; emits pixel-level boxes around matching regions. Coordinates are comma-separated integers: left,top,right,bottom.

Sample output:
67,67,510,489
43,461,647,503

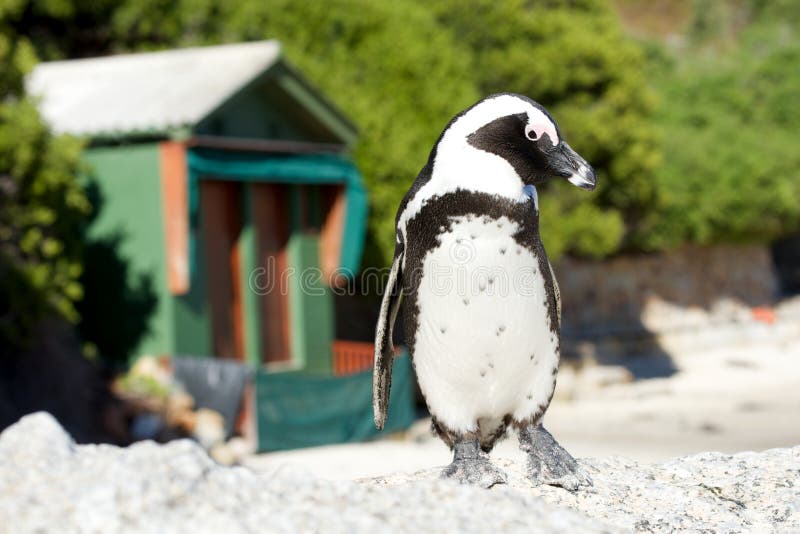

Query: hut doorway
200,180,246,361
199,179,294,365
251,183,292,364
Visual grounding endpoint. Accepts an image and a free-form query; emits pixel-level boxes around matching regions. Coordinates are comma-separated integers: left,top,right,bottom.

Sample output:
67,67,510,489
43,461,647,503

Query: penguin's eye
525,126,538,141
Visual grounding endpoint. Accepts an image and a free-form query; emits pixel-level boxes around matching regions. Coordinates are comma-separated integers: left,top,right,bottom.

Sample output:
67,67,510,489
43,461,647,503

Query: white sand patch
246,337,800,481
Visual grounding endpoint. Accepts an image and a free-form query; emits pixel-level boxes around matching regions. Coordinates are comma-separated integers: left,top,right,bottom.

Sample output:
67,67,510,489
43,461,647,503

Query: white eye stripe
526,121,559,146
441,94,556,145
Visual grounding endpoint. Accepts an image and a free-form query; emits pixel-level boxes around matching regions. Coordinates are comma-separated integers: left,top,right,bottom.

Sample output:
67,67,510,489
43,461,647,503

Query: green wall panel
172,236,212,357
84,144,174,358
287,233,334,374
239,184,261,366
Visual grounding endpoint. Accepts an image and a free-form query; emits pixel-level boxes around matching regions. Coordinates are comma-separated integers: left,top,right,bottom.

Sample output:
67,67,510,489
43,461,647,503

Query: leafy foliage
226,0,483,265
9,0,799,274
102,0,481,266
0,3,90,342
429,0,660,258
91,0,655,264
637,0,800,250
0,101,89,322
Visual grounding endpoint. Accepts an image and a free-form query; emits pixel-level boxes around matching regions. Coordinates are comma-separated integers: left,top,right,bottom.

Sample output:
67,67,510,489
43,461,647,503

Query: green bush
429,0,660,259
104,0,480,266
638,0,800,250
0,4,90,343
15,0,798,270
100,0,656,264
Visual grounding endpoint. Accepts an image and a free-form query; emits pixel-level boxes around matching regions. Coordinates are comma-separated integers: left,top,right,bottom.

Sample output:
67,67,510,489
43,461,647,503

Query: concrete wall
556,244,782,362
558,244,779,335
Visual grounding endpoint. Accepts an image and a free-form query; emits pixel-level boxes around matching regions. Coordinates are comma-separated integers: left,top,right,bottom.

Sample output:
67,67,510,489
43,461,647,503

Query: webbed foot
519,424,592,491
441,439,507,488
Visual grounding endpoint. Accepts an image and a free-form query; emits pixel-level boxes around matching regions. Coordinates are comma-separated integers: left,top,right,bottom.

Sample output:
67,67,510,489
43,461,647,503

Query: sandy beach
245,334,800,480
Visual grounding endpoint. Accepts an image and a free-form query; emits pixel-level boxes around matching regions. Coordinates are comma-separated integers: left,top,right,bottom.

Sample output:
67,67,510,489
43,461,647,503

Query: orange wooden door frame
159,142,190,295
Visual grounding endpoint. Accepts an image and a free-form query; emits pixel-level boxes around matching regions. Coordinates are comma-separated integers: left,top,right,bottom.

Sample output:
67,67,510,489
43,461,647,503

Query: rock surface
373,452,800,532
2,412,799,533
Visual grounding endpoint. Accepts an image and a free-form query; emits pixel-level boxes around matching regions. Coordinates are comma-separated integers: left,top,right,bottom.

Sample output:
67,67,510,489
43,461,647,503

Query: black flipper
548,260,561,328
373,249,404,430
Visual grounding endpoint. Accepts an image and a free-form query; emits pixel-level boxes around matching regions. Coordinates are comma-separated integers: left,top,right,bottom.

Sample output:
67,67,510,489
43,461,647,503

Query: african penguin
374,93,596,489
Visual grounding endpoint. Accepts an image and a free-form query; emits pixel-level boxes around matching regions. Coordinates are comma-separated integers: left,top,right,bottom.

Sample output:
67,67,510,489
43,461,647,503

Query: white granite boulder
1,412,798,533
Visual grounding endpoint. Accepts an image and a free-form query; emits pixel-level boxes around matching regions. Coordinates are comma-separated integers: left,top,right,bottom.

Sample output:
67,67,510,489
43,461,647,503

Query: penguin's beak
550,142,597,191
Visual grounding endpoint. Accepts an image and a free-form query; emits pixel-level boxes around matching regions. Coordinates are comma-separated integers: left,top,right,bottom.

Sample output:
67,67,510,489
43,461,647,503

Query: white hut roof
27,40,352,140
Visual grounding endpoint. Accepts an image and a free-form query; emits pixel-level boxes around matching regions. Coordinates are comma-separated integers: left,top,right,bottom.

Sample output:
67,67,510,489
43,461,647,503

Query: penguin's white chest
412,215,559,433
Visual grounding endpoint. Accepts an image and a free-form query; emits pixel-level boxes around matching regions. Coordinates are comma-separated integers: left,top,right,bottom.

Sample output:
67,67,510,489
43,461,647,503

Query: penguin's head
434,93,596,193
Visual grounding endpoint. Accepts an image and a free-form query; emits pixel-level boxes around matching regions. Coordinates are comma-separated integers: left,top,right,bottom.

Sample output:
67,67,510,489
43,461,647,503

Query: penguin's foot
441,457,508,488
441,439,507,488
519,424,592,491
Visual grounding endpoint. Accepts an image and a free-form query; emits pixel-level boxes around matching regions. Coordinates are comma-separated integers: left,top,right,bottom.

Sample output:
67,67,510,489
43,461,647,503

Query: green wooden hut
28,41,414,450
